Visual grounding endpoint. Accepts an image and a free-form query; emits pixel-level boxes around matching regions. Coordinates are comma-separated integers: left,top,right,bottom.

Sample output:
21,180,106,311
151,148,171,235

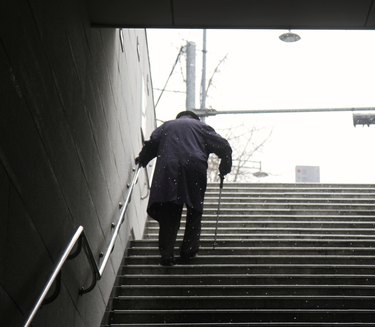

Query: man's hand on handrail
135,156,147,167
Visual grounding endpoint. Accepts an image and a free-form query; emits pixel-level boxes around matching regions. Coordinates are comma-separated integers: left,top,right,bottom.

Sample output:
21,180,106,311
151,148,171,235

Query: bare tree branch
205,54,228,97
207,125,273,183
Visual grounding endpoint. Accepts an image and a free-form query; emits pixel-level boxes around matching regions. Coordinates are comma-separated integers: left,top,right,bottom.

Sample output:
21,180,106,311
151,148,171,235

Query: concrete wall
0,0,155,326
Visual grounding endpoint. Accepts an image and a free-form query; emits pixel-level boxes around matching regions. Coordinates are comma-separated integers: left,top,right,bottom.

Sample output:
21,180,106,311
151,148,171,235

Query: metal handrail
98,166,141,276
25,165,145,326
24,227,84,327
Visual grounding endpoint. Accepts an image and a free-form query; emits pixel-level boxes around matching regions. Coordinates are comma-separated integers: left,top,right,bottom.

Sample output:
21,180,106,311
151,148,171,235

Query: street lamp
279,30,301,42
253,170,268,178
238,160,269,178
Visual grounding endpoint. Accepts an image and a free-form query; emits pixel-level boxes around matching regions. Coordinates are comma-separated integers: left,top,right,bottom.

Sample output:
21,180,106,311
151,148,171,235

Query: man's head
176,110,200,121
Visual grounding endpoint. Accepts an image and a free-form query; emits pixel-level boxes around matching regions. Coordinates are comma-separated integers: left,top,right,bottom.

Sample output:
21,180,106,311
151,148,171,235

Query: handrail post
140,165,151,200
79,232,100,295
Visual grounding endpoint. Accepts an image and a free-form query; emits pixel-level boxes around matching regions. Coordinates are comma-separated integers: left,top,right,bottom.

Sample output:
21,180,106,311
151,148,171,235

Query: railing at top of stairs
24,164,147,327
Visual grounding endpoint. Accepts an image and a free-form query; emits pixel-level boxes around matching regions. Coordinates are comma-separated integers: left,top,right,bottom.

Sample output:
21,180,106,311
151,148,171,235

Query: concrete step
206,182,375,188
146,215,375,223
145,221,375,229
124,255,375,265
205,188,375,195
128,246,375,256
115,285,375,296
202,202,375,210
109,323,375,327
145,227,375,236
131,239,375,248
118,274,375,286
201,208,375,216
204,192,375,199
113,295,375,310
109,309,375,324
204,205,375,212
145,233,375,240
121,264,375,275
203,197,375,204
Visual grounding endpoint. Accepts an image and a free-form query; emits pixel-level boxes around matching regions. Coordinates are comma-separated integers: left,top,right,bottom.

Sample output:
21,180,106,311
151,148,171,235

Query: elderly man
137,110,232,266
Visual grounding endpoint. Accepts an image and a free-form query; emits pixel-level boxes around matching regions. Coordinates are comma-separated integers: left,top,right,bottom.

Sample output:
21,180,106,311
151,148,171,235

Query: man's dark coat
138,115,232,221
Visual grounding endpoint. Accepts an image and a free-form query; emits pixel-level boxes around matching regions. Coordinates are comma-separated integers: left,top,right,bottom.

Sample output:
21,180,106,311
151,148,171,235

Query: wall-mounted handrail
24,226,84,327
98,165,141,276
25,165,145,326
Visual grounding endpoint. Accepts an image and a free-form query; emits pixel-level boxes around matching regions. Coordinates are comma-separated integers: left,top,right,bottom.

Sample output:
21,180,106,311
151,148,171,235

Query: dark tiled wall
0,0,154,326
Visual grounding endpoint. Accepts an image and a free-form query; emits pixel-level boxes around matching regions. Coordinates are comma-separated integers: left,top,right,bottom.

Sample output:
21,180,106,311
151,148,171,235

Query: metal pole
200,29,207,122
192,107,375,117
213,175,224,250
186,41,196,110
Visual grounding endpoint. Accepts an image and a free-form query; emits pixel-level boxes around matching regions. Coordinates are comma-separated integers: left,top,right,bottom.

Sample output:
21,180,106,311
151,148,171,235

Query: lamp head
279,31,301,42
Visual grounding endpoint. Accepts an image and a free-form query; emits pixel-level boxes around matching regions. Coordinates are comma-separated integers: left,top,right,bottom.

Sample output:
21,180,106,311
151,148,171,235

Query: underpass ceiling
88,0,375,29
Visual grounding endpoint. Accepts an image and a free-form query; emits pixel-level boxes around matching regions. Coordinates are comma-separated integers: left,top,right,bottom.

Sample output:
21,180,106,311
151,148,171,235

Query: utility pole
185,41,196,110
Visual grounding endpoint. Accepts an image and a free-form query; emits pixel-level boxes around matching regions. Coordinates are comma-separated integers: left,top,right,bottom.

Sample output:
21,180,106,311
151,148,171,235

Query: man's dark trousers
157,202,202,262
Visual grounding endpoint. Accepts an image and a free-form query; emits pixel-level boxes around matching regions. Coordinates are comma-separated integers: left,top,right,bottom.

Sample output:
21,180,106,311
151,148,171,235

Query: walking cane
213,174,224,250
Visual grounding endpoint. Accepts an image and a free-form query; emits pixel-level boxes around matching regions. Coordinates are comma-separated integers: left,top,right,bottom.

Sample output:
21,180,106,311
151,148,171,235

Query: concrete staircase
107,183,375,326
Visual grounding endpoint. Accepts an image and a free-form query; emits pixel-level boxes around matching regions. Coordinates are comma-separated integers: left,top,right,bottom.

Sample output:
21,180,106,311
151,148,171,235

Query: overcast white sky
146,29,375,183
